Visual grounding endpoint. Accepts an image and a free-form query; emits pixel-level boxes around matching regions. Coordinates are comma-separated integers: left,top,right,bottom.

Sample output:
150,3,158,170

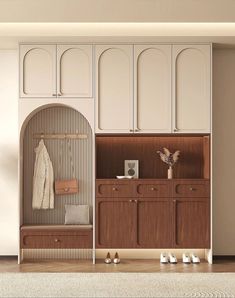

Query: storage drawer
173,180,209,197
96,180,133,197
135,180,171,197
20,228,92,249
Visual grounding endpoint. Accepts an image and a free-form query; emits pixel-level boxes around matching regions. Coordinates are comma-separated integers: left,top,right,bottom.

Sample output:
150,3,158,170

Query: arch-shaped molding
23,47,54,96
96,45,133,131
57,45,92,97
19,104,93,227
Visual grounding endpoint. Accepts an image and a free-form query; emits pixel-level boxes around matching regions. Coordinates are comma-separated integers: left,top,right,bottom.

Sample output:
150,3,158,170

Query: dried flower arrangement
157,148,180,168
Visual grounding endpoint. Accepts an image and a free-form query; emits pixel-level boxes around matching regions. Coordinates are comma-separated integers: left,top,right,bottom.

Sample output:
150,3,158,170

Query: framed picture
124,160,139,178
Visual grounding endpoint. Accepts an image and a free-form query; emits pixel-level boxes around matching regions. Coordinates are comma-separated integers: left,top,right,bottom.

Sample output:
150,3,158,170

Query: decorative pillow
64,204,90,225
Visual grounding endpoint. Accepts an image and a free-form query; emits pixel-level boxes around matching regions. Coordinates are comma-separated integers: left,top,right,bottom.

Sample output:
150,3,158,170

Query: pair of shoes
104,252,120,264
160,253,177,264
183,253,200,264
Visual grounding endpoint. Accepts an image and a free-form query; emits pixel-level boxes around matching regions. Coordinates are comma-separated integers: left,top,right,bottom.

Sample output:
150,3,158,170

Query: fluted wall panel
23,106,93,225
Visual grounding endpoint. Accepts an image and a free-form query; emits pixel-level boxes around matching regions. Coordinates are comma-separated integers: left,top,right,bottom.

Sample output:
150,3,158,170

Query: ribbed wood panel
22,249,92,260
23,106,93,225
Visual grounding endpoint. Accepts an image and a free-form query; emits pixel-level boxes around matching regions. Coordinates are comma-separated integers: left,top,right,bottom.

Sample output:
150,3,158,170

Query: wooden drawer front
21,233,92,249
136,182,170,197
173,180,209,197
96,182,133,197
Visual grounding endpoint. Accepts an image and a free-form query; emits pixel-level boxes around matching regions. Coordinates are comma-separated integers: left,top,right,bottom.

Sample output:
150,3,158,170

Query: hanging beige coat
32,140,54,209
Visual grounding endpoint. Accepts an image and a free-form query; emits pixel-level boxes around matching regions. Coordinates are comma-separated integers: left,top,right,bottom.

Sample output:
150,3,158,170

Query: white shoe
191,254,200,264
169,253,177,264
160,253,169,264
182,253,191,264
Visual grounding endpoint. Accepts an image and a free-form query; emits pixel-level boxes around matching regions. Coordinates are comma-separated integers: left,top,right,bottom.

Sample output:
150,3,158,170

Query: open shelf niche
96,134,210,180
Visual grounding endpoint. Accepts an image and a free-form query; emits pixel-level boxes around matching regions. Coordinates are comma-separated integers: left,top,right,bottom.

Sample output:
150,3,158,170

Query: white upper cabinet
172,45,211,133
20,44,93,98
95,45,133,133
57,45,92,97
20,45,56,97
134,45,171,133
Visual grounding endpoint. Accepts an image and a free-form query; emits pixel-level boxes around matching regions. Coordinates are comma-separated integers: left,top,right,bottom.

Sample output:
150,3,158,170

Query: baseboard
213,255,235,260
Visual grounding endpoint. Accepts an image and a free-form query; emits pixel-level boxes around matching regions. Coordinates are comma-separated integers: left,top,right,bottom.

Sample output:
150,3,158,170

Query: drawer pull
112,187,117,191
134,199,138,203
189,187,196,191
64,188,70,192
54,238,60,243
150,187,157,191
129,199,133,202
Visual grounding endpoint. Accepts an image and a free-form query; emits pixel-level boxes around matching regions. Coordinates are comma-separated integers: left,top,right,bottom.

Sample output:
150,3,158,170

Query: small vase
168,167,173,179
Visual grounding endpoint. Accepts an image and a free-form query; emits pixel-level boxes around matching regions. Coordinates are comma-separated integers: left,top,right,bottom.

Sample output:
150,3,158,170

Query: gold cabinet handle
150,187,157,191
112,187,117,191
129,199,133,202
189,187,195,191
134,199,138,203
54,238,60,243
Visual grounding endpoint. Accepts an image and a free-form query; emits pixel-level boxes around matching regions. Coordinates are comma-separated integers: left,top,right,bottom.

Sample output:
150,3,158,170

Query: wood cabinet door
172,45,211,133
95,45,133,133
137,198,173,248
96,198,136,248
134,45,171,133
173,198,210,248
57,45,92,97
20,45,56,97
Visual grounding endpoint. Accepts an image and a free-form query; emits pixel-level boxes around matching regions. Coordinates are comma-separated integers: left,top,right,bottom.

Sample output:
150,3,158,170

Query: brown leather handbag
55,179,78,195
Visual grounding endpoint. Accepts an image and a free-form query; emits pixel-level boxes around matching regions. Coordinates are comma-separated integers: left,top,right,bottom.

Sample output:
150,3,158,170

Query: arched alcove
20,105,93,225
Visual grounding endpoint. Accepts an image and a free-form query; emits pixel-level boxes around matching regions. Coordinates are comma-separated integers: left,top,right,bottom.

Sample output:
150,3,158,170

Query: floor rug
0,273,235,298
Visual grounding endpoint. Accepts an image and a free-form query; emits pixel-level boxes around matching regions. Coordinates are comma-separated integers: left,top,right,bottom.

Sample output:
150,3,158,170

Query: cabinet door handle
189,187,195,191
173,200,178,245
150,187,156,191
54,238,60,243
112,187,117,191
129,199,133,202
134,199,138,203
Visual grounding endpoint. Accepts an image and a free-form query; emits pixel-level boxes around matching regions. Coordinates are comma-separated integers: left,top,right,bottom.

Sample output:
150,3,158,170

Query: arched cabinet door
95,45,133,133
57,45,92,98
172,45,211,133
134,45,171,133
20,45,56,98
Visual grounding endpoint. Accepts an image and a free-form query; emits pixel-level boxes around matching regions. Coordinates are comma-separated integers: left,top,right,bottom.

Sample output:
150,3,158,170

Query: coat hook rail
33,133,88,140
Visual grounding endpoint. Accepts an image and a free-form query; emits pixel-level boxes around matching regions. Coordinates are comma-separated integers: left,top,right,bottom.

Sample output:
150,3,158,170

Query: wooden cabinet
96,179,210,249
173,198,210,248
21,225,93,249
20,45,56,97
95,45,133,133
96,198,137,248
20,44,93,98
172,45,211,133
137,198,172,248
134,45,171,133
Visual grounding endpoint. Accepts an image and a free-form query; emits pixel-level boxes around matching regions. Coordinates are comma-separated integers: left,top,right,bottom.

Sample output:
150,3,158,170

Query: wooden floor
0,257,235,273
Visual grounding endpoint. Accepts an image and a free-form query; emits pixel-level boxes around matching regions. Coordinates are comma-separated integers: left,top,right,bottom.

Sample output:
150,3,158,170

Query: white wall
0,50,18,255
213,48,235,255
0,0,234,22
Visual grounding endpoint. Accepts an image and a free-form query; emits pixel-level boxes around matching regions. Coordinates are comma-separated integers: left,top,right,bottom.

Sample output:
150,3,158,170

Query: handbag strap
67,138,76,179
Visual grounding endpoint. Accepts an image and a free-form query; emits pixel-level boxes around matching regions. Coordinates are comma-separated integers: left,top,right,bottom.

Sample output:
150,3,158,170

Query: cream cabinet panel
20,45,56,98
134,45,171,133
173,45,211,133
57,45,92,97
96,45,133,133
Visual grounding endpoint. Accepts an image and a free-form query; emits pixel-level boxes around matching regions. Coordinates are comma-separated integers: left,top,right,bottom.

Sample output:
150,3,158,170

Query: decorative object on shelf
124,160,139,178
157,148,180,179
116,175,133,179
104,252,112,264
113,252,120,264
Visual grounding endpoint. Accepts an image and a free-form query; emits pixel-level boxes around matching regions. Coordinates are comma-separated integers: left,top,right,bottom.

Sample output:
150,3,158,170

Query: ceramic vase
168,167,173,179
